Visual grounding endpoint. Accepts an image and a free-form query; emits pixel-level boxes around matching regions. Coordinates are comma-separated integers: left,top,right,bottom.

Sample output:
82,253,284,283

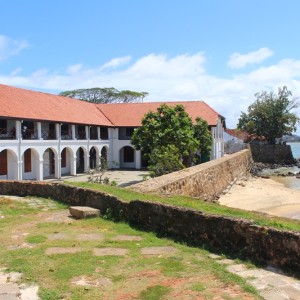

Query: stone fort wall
0,180,299,273
130,149,253,201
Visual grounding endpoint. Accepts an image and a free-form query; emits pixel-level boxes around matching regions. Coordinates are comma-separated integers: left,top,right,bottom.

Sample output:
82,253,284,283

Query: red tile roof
0,84,112,126
97,101,223,127
0,84,224,127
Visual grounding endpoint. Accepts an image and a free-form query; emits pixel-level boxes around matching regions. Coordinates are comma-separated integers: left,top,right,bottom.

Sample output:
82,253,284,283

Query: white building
0,84,225,181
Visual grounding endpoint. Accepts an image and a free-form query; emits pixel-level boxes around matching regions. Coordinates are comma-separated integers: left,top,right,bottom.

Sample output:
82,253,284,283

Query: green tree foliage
59,87,148,104
131,104,212,176
237,86,299,144
148,145,185,177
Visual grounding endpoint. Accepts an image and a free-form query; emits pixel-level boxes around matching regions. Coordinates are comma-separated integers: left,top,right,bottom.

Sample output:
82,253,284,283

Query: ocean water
287,142,300,159
260,143,300,190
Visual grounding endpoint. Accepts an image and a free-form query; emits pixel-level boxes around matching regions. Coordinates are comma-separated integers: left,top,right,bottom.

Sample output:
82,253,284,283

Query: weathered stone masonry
130,149,253,200
0,180,299,274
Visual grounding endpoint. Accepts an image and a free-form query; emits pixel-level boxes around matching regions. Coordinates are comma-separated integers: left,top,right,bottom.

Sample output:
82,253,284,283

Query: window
0,120,7,131
125,127,134,137
24,149,32,173
61,148,67,168
100,127,108,140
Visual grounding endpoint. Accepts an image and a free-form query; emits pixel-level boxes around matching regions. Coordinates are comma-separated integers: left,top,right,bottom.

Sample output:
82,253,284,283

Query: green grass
140,285,171,300
66,181,300,232
0,198,261,300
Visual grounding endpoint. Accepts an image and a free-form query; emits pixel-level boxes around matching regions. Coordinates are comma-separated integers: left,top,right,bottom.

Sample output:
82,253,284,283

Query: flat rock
141,246,178,255
45,247,82,255
93,248,128,256
69,206,100,219
0,283,20,295
112,235,142,241
76,233,104,241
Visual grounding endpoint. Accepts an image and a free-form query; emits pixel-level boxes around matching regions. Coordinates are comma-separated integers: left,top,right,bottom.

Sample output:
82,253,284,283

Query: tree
147,145,185,177
59,87,148,104
131,104,212,176
194,117,213,163
237,86,300,144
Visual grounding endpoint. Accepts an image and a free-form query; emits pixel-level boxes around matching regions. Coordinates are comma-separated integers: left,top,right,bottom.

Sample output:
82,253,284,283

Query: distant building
0,84,226,180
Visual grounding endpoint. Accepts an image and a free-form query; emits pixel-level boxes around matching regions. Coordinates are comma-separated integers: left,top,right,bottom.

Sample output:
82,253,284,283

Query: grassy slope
67,181,300,232
0,197,261,300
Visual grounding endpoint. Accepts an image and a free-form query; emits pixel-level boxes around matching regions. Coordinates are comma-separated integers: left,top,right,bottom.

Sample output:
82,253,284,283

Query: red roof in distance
0,84,224,127
0,84,112,126
97,101,223,127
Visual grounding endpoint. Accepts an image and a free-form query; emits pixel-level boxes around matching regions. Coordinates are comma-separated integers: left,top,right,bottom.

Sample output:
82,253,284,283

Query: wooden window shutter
0,150,7,175
24,149,32,173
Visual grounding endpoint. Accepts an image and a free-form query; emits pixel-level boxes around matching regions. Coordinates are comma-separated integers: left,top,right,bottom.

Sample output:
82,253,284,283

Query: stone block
69,206,100,219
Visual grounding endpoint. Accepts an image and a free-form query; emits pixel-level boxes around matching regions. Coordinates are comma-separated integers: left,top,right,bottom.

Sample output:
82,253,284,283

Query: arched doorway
0,149,18,180
61,147,73,176
22,148,39,180
76,147,85,173
119,146,135,169
101,147,108,161
43,148,56,178
89,147,97,169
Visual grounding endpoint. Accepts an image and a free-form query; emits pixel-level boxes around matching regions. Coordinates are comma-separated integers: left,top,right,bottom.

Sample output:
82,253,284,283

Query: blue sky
1,0,300,132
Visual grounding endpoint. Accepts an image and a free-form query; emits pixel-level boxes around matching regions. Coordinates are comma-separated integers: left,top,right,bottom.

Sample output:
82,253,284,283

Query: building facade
0,84,225,181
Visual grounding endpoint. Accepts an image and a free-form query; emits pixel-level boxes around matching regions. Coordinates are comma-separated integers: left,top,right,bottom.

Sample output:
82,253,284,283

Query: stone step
69,206,100,219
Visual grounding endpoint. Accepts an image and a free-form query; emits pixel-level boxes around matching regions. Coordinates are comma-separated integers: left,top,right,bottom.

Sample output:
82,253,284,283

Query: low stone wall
130,149,253,201
250,144,295,164
0,180,299,274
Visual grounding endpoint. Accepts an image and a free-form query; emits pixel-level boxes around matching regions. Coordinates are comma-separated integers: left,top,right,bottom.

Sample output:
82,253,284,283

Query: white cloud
228,47,273,69
101,56,131,69
1,52,300,132
0,35,29,61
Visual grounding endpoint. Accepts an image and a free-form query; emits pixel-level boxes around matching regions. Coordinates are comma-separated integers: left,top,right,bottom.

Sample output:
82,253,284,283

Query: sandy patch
219,176,300,219
141,246,178,255
112,235,142,241
45,247,82,255
93,248,128,256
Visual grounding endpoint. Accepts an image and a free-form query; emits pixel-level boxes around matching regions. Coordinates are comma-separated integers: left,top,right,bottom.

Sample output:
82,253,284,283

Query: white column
55,124,60,140
71,156,77,175
72,125,76,140
17,160,22,180
85,126,89,140
97,127,101,140
37,159,44,181
135,150,141,169
84,152,89,172
55,157,61,179
16,121,21,139
37,122,42,140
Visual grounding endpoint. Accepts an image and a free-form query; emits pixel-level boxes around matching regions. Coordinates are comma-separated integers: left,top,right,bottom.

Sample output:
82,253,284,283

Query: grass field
0,196,261,300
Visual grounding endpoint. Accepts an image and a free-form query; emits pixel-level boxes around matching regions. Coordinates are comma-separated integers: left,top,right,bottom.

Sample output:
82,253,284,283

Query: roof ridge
95,105,115,126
